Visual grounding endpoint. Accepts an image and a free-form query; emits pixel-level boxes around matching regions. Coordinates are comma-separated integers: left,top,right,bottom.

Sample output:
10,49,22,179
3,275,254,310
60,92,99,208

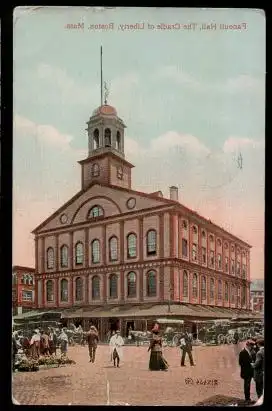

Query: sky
13,7,265,279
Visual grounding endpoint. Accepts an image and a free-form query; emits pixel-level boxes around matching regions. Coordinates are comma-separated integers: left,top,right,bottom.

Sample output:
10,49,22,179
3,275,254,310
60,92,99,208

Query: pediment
33,183,172,234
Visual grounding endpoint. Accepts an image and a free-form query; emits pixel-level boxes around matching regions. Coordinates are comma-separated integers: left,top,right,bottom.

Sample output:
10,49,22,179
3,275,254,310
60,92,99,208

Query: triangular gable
32,182,175,234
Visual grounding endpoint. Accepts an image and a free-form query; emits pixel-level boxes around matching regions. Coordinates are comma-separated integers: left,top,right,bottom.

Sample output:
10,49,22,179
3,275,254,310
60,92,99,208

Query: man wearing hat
251,339,264,399
238,340,255,403
86,325,99,363
109,330,124,368
180,327,195,367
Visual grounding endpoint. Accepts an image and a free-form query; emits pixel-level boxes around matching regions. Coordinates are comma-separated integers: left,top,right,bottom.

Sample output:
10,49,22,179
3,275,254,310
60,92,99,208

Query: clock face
127,197,136,210
60,213,68,224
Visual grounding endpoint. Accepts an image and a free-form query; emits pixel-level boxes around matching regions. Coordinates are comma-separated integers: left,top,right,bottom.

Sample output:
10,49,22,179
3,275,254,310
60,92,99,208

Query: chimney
169,186,178,201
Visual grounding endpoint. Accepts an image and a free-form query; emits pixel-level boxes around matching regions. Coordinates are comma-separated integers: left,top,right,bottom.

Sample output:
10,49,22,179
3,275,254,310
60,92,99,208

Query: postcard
12,6,265,406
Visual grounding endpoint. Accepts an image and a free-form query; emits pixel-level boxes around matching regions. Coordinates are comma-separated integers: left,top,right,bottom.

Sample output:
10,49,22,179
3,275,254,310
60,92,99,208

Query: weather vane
104,81,109,105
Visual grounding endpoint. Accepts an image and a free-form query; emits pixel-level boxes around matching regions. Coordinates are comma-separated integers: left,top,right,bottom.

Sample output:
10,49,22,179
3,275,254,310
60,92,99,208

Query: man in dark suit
180,328,195,366
251,339,264,399
239,340,255,403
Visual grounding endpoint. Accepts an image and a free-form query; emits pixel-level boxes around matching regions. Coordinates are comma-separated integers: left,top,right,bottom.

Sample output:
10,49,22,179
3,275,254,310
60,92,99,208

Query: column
198,273,201,305
159,213,164,258
42,279,45,307
120,270,125,302
56,234,59,272
69,232,73,270
120,221,124,263
56,278,59,307
159,266,164,301
85,228,89,267
139,217,143,261
85,274,89,305
170,267,174,300
139,268,144,302
41,237,45,272
70,277,74,305
169,212,177,258
35,237,38,274
207,275,210,305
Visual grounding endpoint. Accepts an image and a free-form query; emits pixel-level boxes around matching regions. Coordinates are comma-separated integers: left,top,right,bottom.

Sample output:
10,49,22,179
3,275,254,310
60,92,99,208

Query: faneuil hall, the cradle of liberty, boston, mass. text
28,51,255,339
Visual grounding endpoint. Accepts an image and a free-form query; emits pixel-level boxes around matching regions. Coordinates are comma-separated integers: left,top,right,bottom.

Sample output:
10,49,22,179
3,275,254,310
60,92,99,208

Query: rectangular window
242,264,246,278
182,239,188,257
202,247,206,264
22,290,33,301
192,243,197,261
12,289,17,301
237,261,241,275
217,254,222,269
210,250,215,267
225,256,229,272
231,259,235,274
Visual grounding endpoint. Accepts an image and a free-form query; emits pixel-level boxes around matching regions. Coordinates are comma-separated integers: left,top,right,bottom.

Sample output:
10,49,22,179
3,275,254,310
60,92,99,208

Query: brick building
12,266,35,315
250,280,264,313
32,103,252,336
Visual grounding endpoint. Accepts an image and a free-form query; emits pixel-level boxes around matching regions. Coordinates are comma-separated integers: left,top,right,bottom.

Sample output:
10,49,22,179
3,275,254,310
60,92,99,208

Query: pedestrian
29,329,41,360
180,327,195,366
40,330,50,356
49,328,57,355
87,326,99,363
59,328,69,357
148,324,168,371
238,339,255,404
233,330,239,344
109,330,124,368
251,339,264,399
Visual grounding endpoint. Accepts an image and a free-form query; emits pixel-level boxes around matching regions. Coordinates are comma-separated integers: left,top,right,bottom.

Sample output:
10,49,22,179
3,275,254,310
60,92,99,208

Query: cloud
154,65,265,96
223,136,265,153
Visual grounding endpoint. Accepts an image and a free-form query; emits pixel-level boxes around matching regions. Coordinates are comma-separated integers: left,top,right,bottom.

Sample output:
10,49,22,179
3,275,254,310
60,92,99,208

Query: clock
127,197,136,210
60,213,68,224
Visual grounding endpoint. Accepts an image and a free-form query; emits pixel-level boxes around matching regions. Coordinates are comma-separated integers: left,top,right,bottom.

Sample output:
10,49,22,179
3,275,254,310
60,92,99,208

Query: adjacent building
12,266,35,315
250,279,264,313
31,101,253,337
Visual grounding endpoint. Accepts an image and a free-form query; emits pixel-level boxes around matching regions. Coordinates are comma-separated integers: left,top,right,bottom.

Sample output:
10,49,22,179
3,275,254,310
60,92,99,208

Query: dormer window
116,131,121,150
104,128,111,147
93,129,99,149
88,205,104,218
92,163,100,177
117,166,123,180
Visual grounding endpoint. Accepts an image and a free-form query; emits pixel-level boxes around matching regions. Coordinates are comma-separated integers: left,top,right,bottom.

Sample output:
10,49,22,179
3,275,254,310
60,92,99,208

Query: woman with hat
147,323,168,371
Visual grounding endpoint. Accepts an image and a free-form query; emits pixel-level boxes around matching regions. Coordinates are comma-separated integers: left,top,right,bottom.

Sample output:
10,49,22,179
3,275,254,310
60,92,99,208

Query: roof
92,104,117,116
60,303,262,320
32,181,251,247
13,266,35,272
13,310,62,321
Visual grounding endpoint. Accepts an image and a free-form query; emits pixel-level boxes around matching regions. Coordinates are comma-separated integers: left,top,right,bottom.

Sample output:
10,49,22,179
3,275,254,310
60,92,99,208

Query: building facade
32,103,251,326
250,280,264,313
12,266,35,315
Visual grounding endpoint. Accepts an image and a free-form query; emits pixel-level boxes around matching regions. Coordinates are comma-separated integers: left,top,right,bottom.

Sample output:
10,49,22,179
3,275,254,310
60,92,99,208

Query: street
12,342,258,405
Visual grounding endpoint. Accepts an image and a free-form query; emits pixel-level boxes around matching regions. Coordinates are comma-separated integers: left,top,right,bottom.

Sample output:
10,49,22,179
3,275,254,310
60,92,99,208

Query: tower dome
92,104,117,117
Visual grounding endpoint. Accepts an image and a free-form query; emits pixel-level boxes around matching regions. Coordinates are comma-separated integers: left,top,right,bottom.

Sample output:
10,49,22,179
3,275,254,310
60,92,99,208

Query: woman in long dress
148,324,168,371
29,329,41,360
59,329,69,357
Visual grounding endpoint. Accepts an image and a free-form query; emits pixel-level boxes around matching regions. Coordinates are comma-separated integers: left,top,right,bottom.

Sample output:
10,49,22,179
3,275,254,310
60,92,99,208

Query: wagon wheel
217,334,225,345
172,334,182,347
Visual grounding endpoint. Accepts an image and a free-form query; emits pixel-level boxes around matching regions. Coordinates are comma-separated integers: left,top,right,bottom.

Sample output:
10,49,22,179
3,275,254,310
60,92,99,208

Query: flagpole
100,46,103,106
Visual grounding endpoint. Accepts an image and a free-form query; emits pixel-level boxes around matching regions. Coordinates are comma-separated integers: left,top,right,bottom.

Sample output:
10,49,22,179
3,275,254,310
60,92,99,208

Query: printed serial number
184,378,218,386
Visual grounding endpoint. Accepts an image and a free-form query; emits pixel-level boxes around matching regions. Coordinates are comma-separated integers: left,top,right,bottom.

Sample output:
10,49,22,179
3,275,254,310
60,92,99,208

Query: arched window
183,271,188,297
117,166,123,180
210,278,215,300
182,220,187,229
237,286,241,305
88,205,104,218
60,245,68,268
75,242,84,265
231,284,235,303
127,272,136,297
202,230,206,238
209,235,214,243
104,128,111,147
46,280,54,302
91,239,100,264
225,283,229,301
92,276,100,299
127,233,137,258
60,278,68,302
192,274,198,298
28,275,33,285
47,247,54,269
147,271,156,297
201,276,206,300
75,277,83,301
116,131,121,150
218,280,222,300
241,286,246,306
109,274,118,298
109,236,118,261
93,129,99,149
147,230,157,255
192,225,198,234
92,163,100,177
217,239,222,247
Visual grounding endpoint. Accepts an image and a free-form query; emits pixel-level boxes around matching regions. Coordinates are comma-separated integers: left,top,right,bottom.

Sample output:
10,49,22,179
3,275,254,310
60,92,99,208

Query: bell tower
78,47,134,190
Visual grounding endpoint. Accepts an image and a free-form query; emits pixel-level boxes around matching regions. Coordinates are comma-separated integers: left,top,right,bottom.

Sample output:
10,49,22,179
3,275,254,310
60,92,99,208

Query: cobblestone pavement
12,342,259,406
